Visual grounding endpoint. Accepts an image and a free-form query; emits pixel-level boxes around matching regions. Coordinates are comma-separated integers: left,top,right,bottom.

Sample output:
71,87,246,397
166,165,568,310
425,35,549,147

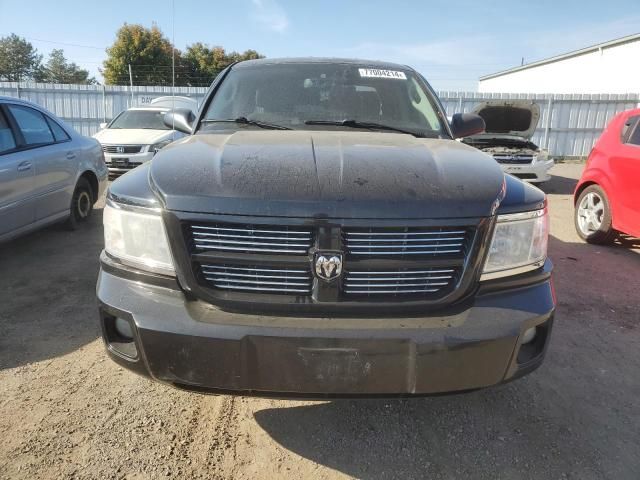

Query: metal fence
1,81,638,158
438,91,639,158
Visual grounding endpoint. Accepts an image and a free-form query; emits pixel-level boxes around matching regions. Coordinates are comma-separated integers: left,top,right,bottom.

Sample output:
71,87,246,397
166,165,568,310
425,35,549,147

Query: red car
574,108,640,243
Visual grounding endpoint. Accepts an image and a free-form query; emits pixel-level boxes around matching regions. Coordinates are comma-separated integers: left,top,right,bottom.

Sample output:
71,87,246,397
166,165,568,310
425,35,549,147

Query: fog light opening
114,317,134,340
521,326,537,345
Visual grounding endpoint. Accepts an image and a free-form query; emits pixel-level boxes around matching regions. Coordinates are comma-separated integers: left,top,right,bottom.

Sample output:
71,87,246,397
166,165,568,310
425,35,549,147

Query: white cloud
250,0,289,33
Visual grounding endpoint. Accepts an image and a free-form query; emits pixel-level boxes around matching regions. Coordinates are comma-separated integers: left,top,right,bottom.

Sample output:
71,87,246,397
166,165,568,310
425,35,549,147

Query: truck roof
234,57,413,71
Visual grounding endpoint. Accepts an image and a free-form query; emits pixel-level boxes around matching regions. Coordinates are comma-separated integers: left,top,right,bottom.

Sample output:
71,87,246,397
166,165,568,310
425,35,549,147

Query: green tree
0,34,43,81
103,24,178,86
181,44,264,86
38,49,95,84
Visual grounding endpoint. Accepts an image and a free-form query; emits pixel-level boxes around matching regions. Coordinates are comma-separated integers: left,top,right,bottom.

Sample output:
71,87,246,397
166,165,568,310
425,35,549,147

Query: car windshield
109,110,170,130
201,63,447,137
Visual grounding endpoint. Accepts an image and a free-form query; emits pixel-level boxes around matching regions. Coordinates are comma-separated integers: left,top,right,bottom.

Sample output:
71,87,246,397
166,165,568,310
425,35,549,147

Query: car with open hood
462,100,554,183
93,96,197,178
97,58,554,397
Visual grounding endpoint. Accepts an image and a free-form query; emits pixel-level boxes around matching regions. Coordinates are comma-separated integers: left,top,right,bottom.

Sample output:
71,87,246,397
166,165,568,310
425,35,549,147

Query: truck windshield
109,110,170,130
201,63,446,137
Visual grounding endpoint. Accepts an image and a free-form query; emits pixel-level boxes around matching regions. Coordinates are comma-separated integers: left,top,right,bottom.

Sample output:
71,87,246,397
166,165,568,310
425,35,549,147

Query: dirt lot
1,163,639,480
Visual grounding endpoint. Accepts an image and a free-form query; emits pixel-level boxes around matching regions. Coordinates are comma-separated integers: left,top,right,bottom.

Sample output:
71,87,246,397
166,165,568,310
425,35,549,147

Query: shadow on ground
539,173,579,195
0,209,105,369
254,234,640,479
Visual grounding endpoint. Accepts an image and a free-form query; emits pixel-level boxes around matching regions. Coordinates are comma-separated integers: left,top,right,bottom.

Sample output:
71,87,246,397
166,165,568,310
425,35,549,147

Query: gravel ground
1,163,639,480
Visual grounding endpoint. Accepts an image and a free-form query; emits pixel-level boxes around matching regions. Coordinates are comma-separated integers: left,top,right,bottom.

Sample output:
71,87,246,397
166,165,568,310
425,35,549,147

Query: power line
25,37,105,50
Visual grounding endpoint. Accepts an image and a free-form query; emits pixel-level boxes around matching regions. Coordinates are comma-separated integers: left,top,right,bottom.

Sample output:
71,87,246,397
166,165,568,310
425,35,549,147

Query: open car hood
471,100,540,139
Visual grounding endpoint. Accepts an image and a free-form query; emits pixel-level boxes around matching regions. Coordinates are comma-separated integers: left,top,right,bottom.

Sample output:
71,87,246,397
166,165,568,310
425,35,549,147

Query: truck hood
93,128,175,145
149,130,506,219
471,100,540,140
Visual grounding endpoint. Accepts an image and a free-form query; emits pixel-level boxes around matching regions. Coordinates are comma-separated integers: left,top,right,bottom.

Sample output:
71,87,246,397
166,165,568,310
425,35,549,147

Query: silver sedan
0,96,108,242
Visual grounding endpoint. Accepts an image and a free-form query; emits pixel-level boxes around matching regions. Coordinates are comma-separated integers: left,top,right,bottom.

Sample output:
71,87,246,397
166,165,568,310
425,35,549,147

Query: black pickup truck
98,58,554,397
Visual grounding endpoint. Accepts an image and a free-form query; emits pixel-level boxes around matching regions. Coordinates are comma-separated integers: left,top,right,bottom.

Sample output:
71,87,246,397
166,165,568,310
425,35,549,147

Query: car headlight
481,208,549,280
151,139,172,153
103,202,175,276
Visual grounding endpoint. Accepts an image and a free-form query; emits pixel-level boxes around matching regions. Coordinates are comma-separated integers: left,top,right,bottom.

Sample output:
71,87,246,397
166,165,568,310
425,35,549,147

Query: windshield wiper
304,119,426,137
201,117,291,130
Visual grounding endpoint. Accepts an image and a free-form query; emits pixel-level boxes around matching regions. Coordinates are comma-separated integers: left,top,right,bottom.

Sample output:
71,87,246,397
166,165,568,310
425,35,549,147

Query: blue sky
1,0,639,90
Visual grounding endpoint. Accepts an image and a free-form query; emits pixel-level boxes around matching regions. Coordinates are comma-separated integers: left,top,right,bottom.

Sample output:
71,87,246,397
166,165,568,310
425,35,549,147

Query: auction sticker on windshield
358,68,407,80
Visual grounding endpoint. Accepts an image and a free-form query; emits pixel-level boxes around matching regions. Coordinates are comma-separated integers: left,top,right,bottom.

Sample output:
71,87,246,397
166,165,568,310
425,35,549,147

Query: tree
103,24,177,85
37,49,95,84
181,44,264,86
0,34,43,82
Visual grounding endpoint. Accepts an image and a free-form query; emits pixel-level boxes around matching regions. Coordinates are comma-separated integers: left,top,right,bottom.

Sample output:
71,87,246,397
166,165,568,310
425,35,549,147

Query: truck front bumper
97,259,555,398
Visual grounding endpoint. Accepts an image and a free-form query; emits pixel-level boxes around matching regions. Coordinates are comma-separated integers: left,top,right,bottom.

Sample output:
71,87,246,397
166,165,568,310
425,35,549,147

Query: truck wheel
574,185,617,244
66,177,94,230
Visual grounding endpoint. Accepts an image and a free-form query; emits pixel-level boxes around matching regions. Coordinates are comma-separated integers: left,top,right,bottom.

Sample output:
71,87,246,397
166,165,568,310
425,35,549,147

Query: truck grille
102,144,144,154
493,154,534,165
181,219,479,306
344,268,458,296
343,227,470,257
199,263,312,294
189,224,313,254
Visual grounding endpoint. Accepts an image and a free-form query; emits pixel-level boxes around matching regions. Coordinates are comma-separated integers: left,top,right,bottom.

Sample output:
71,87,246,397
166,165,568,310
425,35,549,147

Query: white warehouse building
479,33,640,94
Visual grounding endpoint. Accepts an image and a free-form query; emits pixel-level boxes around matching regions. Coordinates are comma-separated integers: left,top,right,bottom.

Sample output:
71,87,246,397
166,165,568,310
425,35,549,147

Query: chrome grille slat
345,282,450,287
202,266,307,274
204,278,310,287
203,272,310,280
346,288,441,294
192,232,312,241
344,268,458,296
195,239,311,247
192,226,311,235
349,249,462,255
194,245,309,253
349,243,464,249
347,236,465,242
349,269,455,275
346,230,466,236
344,227,470,257
190,223,313,254
212,285,311,293
346,276,452,281
199,263,312,294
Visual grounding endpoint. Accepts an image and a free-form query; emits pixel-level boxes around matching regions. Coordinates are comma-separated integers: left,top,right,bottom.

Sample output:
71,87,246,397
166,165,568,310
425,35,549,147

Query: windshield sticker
358,68,407,80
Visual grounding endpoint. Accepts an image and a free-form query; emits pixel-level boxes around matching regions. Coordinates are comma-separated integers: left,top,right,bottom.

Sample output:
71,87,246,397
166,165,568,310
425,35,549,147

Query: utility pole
171,0,176,131
128,64,134,106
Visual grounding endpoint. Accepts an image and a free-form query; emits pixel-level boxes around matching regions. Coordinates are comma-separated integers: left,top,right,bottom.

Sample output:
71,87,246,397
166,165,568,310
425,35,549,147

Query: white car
462,101,554,183
93,96,197,178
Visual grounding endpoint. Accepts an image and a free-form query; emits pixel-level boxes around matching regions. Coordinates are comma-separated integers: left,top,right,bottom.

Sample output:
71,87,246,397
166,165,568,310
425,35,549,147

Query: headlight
151,139,172,153
481,208,548,280
103,202,175,276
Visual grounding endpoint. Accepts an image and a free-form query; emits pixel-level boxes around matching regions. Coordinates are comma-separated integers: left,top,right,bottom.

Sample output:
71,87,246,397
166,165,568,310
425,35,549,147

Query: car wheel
66,177,94,230
574,185,617,244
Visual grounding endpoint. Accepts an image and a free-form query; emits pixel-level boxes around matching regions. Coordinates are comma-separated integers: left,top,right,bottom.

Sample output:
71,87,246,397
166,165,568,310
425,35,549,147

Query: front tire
574,185,617,244
66,177,94,230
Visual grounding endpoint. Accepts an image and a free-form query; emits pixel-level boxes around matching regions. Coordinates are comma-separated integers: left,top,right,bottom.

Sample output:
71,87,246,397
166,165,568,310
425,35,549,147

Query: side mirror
450,113,485,139
163,108,195,134
99,122,107,129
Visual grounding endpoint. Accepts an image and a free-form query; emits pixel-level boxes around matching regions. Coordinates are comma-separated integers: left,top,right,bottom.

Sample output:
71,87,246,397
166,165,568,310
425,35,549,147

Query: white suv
93,97,197,178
